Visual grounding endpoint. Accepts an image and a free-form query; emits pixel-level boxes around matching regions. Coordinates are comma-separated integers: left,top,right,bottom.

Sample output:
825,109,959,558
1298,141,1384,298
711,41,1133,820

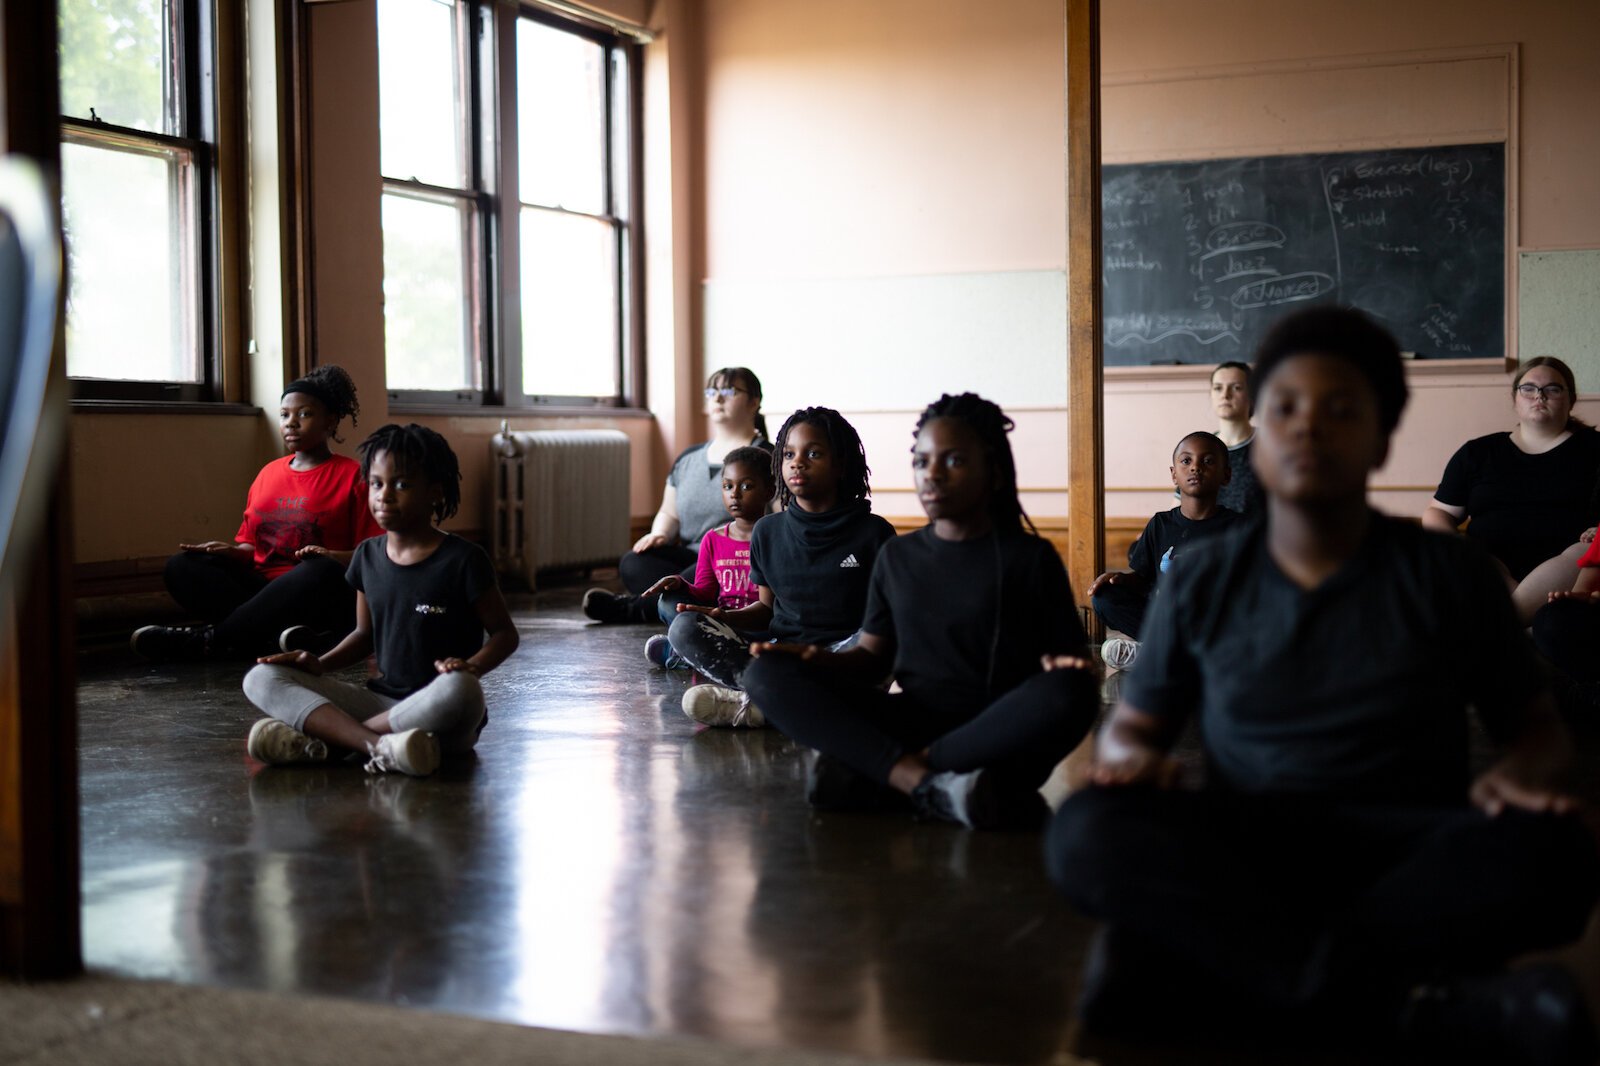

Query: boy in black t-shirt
1046,308,1600,1062
1090,431,1239,669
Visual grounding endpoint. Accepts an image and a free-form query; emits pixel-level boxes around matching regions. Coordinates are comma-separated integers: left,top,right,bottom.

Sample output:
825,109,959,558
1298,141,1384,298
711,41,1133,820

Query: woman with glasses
584,367,771,624
1424,356,1600,618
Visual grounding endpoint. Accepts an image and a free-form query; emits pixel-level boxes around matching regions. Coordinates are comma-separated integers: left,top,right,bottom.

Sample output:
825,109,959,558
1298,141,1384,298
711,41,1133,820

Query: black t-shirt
1125,514,1540,804
347,534,498,698
1217,437,1265,515
1434,428,1600,580
1128,505,1242,584
862,526,1089,718
748,501,896,644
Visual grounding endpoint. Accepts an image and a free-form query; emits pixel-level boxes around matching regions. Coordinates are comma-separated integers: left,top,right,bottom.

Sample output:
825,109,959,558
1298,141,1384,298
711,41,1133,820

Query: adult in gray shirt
584,367,769,623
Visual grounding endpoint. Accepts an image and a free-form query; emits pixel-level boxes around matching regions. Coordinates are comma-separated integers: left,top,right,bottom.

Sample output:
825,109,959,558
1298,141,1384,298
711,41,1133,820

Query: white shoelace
363,739,395,774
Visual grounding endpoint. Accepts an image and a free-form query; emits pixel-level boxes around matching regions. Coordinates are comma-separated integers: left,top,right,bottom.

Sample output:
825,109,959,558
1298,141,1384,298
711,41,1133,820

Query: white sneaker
1101,637,1140,672
364,728,441,776
247,719,329,765
682,684,767,728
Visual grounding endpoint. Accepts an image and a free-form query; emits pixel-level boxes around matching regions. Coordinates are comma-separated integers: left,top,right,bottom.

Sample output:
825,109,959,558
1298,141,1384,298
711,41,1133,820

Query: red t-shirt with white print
234,454,382,579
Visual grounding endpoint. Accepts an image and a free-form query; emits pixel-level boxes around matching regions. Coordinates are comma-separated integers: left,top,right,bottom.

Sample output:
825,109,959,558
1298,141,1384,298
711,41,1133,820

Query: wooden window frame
383,0,644,413
61,0,247,408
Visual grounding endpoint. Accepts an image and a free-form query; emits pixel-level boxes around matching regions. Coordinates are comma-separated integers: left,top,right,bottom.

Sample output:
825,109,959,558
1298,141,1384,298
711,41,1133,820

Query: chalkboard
1101,143,1504,365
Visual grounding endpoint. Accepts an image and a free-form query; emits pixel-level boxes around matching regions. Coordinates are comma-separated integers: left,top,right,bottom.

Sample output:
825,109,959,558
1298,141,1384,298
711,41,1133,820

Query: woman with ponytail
132,365,382,660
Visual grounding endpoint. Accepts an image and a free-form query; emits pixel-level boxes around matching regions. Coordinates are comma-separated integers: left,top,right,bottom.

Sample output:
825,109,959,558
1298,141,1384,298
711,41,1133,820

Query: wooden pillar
0,0,78,980
1064,0,1103,630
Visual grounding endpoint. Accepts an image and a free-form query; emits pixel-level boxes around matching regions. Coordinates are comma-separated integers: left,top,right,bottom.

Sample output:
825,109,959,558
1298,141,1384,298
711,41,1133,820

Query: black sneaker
583,588,643,624
805,751,910,812
1400,963,1598,1066
130,624,214,661
279,625,336,655
911,768,1000,829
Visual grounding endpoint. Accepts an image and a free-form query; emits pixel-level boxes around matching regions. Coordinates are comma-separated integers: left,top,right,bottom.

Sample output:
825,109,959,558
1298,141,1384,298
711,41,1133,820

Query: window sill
387,403,654,420
71,399,261,416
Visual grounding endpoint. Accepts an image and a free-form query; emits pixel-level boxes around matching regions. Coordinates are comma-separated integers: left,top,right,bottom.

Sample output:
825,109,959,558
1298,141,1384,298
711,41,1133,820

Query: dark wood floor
78,581,1579,1065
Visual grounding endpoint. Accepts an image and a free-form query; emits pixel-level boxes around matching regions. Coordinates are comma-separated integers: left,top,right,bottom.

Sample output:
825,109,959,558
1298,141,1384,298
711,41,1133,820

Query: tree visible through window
378,0,640,407
58,0,219,397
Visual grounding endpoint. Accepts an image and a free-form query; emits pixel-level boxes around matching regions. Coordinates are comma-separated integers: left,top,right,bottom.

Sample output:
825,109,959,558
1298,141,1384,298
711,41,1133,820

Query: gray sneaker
1100,637,1140,672
681,684,766,728
247,718,329,765
364,728,441,777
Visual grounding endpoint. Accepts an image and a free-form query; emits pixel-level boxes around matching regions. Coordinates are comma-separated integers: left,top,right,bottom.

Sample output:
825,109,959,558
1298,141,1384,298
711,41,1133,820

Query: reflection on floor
80,582,1566,1066
80,584,1091,1065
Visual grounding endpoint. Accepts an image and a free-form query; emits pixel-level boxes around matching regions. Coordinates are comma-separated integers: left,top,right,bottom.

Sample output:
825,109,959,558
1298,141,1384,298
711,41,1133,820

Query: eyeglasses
1516,383,1568,400
704,387,747,400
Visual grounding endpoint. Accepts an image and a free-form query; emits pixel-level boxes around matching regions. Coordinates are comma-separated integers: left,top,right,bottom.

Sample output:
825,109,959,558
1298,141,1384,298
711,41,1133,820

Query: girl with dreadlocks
132,365,385,660
667,406,896,728
742,393,1098,829
241,424,519,776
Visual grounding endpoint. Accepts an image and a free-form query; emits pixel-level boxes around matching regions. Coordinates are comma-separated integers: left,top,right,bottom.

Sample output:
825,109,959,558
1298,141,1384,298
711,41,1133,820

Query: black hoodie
748,500,897,644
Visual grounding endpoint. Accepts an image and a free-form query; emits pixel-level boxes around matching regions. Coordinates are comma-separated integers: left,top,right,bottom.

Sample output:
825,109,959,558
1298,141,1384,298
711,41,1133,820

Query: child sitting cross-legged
242,424,520,776
666,407,896,728
640,445,775,670
1090,430,1239,670
1046,307,1599,1062
742,393,1099,829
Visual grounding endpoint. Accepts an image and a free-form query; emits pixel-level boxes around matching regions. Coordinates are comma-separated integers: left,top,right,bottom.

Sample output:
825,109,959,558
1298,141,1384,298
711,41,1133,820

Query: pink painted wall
696,0,1600,524
701,0,1067,279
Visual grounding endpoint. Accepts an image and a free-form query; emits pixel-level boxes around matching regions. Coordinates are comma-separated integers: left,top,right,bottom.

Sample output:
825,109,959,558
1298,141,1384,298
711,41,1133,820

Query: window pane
382,191,475,392
61,138,198,382
58,0,176,134
521,208,617,398
517,21,605,214
609,48,630,221
378,0,465,188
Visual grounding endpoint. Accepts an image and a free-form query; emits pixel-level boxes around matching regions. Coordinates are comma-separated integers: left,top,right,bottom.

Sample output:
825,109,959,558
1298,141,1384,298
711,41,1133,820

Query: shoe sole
682,688,746,727
130,625,168,658
393,731,441,776
247,718,328,765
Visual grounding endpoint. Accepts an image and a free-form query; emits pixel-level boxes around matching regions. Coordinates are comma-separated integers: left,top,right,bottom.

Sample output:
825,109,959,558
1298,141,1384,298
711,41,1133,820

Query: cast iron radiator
490,424,631,589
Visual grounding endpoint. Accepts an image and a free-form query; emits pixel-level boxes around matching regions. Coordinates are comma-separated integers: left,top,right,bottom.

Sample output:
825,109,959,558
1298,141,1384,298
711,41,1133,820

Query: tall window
379,0,641,408
58,0,234,402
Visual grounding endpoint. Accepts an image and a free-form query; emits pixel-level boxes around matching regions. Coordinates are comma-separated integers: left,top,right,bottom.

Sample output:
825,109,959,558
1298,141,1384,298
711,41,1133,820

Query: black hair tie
282,376,337,412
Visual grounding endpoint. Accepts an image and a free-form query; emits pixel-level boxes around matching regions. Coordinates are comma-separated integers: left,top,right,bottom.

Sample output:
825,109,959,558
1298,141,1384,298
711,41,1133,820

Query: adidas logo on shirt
839,554,860,568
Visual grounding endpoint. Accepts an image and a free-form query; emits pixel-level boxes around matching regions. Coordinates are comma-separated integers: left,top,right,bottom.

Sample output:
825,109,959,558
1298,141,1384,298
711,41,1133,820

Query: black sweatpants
1532,597,1600,683
743,655,1099,793
163,551,356,656
618,543,698,596
1091,581,1149,639
1045,786,1600,1007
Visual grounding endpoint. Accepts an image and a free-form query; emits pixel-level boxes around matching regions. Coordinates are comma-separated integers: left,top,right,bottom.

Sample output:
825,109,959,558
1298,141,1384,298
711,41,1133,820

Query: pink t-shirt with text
685,524,758,611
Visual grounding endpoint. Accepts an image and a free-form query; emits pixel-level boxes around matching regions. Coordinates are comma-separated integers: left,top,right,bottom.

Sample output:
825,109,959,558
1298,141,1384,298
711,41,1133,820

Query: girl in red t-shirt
131,365,382,660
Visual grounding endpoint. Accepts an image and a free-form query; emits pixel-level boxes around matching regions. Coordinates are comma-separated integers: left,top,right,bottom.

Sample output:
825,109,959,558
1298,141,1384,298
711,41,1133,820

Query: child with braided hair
133,365,384,660
741,393,1099,829
667,406,895,727
242,424,518,776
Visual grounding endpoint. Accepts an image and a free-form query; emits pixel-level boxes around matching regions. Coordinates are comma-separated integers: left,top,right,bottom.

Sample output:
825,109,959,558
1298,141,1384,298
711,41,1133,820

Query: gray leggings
243,665,487,754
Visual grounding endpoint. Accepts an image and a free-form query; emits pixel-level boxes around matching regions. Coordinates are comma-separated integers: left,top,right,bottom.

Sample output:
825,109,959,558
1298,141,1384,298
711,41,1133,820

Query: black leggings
163,552,356,656
1091,581,1149,639
743,655,1098,793
1046,786,1600,1007
1531,596,1600,683
618,544,697,596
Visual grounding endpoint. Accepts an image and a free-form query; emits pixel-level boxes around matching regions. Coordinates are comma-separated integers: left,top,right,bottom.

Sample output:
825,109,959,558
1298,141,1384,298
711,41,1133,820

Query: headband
282,376,337,413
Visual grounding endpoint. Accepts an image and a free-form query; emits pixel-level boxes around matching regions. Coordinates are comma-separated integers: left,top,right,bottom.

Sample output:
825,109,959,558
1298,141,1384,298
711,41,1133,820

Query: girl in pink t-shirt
643,446,775,669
